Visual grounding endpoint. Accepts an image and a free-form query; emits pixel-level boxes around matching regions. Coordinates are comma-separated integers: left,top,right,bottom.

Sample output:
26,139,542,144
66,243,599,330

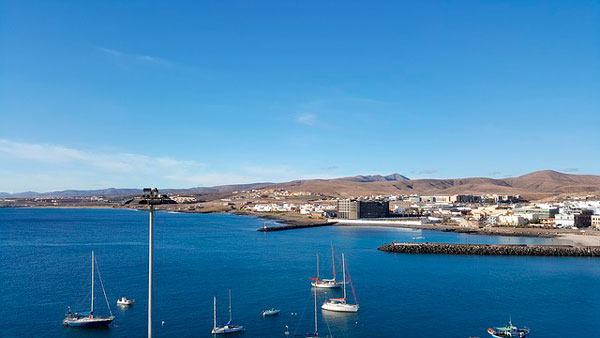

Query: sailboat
212,289,245,334
311,244,342,289
294,289,319,337
321,253,359,313
63,250,115,327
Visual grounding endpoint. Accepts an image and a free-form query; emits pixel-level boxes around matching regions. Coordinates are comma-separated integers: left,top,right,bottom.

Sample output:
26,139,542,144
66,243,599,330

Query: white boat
117,297,134,306
311,244,342,289
321,253,359,313
487,318,530,338
212,290,245,334
261,308,280,316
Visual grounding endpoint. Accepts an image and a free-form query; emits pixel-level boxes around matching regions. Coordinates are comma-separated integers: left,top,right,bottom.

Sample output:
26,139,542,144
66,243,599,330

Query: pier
257,222,335,232
378,242,600,257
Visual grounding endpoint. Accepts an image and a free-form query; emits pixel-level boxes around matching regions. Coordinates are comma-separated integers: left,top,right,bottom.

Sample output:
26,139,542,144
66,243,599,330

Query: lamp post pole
148,204,154,338
122,188,175,338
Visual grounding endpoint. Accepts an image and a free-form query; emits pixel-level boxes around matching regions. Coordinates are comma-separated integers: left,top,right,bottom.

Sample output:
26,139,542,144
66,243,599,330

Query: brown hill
265,170,600,200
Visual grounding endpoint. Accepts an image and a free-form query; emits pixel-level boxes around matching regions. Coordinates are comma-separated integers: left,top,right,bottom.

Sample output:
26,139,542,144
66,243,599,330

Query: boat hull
321,302,359,313
262,310,280,316
63,316,114,327
311,278,343,288
487,327,529,338
212,325,245,334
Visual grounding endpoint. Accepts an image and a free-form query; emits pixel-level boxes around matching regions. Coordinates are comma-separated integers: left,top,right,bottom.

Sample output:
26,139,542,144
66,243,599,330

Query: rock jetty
378,242,600,257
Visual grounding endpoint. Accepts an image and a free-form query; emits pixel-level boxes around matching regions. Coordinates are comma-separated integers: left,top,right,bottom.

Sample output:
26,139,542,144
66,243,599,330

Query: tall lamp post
123,188,176,338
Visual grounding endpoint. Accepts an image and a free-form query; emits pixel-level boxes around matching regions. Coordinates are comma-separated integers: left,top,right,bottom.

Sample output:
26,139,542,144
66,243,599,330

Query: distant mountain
339,173,410,182
2,170,599,200
0,183,273,199
265,170,600,200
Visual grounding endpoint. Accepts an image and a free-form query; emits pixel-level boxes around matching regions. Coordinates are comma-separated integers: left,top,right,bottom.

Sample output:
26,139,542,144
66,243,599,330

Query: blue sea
1,208,600,337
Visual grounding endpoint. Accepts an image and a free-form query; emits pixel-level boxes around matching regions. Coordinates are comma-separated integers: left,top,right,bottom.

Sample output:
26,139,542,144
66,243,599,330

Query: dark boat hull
63,317,114,327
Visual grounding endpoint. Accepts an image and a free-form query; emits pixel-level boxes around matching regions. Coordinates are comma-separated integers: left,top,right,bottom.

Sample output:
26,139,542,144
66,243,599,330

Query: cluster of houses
248,193,600,230
251,202,336,217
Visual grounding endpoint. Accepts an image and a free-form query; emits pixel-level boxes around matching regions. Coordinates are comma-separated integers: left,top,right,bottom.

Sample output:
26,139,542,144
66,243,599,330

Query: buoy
161,320,165,326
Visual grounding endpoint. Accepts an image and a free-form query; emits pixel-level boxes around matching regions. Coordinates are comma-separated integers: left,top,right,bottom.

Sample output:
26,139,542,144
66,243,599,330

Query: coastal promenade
379,242,600,257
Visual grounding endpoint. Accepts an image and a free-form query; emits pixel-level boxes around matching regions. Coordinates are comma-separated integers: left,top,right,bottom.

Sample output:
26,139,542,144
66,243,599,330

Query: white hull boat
117,297,134,306
261,308,280,316
311,278,342,289
321,253,359,314
311,244,342,289
321,301,359,313
212,325,245,334
212,290,245,335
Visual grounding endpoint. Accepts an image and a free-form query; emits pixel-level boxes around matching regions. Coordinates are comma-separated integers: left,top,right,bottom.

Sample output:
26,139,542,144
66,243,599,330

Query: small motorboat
262,308,280,316
117,297,135,306
487,318,530,338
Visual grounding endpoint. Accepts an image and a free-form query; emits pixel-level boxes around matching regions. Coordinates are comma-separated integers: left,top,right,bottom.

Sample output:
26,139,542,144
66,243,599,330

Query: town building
574,210,593,228
555,213,575,228
497,215,528,226
592,215,600,230
336,200,389,219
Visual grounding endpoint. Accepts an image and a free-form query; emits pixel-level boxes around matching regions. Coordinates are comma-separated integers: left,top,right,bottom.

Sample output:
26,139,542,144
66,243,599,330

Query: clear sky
1,1,599,192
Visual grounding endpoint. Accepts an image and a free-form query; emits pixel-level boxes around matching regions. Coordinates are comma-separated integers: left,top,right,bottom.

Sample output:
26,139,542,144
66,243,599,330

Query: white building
497,215,528,226
554,213,575,228
592,215,600,230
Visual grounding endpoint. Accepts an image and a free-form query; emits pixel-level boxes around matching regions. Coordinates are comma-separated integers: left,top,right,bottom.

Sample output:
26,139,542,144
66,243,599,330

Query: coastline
6,205,600,247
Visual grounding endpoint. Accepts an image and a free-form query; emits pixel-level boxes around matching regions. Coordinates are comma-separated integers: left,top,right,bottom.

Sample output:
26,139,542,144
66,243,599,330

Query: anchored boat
311,244,342,289
212,289,245,334
63,250,114,327
262,308,280,316
321,253,359,313
117,297,134,306
487,319,530,338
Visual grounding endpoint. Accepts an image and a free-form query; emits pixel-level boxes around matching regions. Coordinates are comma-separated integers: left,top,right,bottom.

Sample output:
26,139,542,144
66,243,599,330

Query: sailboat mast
213,296,217,330
91,250,95,315
314,288,318,335
331,243,336,281
228,289,232,323
342,253,347,301
316,254,319,280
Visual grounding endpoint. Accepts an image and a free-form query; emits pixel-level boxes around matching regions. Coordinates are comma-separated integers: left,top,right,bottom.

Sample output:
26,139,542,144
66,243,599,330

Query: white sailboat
321,253,359,313
63,250,115,327
311,244,342,289
212,289,245,334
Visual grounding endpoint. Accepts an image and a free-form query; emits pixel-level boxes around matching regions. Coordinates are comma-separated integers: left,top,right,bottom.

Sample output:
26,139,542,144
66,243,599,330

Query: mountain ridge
2,170,599,200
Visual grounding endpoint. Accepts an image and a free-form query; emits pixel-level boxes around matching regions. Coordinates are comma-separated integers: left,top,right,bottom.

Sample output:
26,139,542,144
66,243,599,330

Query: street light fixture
123,188,176,338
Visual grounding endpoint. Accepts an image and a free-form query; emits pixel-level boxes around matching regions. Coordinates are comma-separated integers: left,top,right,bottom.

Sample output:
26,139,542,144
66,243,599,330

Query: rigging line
346,266,358,305
95,256,113,316
293,290,311,335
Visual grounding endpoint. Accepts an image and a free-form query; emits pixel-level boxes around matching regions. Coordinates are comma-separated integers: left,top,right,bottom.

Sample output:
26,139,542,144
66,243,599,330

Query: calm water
1,208,600,337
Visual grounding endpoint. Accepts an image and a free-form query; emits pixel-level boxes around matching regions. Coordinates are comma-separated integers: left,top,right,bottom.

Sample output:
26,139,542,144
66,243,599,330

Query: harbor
379,242,600,257
2,208,600,337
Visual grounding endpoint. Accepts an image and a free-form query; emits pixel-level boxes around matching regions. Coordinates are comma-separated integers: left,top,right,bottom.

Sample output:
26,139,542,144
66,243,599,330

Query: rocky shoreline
379,242,600,257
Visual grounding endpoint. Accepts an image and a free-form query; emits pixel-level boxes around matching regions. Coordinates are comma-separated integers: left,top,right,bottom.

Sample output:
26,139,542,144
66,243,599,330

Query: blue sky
1,1,599,192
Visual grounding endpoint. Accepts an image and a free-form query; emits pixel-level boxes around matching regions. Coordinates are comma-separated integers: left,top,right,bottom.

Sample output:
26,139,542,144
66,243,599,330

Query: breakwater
257,222,334,232
378,242,600,257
